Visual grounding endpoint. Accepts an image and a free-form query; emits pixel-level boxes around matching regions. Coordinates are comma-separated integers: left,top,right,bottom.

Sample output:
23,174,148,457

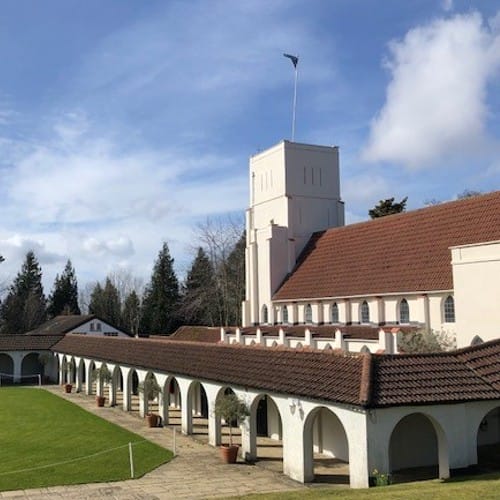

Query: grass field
235,472,500,499
0,387,172,491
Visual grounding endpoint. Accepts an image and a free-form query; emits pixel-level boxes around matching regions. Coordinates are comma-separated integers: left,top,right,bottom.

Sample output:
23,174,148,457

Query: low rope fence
0,372,41,387
0,440,147,479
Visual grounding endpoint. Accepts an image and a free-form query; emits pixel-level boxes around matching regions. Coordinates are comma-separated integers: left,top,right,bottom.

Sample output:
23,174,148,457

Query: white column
84,359,94,395
176,377,194,435
204,382,223,447
75,357,83,392
136,369,148,418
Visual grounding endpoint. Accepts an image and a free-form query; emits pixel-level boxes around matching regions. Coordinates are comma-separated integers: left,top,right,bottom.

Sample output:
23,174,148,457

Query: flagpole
292,63,298,142
283,53,299,142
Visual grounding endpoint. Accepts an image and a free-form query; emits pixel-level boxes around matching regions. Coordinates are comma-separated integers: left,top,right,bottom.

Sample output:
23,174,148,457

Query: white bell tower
242,140,344,326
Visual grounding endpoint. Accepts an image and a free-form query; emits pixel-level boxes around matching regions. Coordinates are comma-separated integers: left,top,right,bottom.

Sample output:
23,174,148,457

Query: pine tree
180,247,218,326
140,242,180,335
224,232,245,326
122,290,141,336
88,278,121,326
47,260,80,317
369,197,408,219
0,251,46,334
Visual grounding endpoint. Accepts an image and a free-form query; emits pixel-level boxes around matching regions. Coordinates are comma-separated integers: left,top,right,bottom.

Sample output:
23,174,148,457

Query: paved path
1,387,305,500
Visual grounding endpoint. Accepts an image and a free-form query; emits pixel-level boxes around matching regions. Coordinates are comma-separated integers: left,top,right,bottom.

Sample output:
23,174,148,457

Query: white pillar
176,377,194,435
84,359,94,395
136,369,148,418
74,357,83,392
204,382,223,447
121,366,133,411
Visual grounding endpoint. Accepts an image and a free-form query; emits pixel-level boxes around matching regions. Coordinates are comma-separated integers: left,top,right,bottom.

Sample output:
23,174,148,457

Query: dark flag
283,53,298,68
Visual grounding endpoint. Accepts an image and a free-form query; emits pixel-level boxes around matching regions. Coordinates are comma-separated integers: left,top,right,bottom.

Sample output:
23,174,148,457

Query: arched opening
305,304,313,324
471,335,484,346
20,353,43,384
127,368,140,414
67,358,76,385
110,365,123,406
331,303,339,324
389,413,447,483
443,295,455,323
87,360,96,394
189,381,209,440
360,345,370,354
360,301,370,324
0,353,14,385
162,377,182,428
399,299,410,324
476,406,500,471
215,387,241,447
282,306,289,325
324,343,333,351
261,305,269,324
304,407,350,484
251,394,284,473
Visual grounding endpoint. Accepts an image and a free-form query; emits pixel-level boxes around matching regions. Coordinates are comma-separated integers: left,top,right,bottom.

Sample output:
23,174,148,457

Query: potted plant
93,365,112,407
214,392,250,463
138,374,161,427
37,352,53,384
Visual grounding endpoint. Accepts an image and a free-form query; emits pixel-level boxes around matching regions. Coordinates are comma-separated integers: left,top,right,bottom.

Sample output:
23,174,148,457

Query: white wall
452,241,500,347
71,319,128,337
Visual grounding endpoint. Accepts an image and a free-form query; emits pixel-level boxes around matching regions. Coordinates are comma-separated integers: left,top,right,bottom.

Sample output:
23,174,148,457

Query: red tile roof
169,326,221,343
51,334,500,408
274,191,500,300
25,315,96,335
0,335,64,351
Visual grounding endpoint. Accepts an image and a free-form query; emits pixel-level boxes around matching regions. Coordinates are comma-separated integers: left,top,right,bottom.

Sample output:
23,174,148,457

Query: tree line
0,226,245,336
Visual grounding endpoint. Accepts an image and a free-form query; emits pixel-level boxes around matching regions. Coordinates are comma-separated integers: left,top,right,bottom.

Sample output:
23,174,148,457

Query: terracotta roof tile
168,326,221,343
274,191,500,300
25,315,95,335
52,335,365,405
51,335,500,408
0,335,64,351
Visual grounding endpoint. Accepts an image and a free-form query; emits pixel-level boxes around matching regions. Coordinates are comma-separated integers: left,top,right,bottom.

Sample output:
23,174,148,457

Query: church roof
52,334,500,408
273,191,500,300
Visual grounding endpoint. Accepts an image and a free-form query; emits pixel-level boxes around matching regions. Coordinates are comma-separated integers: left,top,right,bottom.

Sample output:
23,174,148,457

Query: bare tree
191,215,245,326
107,268,144,303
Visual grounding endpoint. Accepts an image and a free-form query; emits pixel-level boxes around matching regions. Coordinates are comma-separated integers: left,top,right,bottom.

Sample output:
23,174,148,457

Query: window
89,322,95,332
444,296,455,323
282,306,289,325
360,301,370,323
399,299,410,324
96,322,102,332
304,304,313,324
331,302,339,323
261,305,269,324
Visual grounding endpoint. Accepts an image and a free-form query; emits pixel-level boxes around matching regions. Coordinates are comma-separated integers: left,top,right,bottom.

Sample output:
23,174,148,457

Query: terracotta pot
64,383,72,394
220,445,239,464
146,413,159,427
96,396,106,407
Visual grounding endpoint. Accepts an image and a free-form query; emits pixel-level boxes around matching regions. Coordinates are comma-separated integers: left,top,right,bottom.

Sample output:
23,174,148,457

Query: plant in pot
93,365,112,407
37,352,52,384
214,392,250,464
138,374,161,427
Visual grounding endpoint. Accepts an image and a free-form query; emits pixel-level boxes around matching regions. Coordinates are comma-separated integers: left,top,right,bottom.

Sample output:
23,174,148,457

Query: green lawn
236,472,500,499
0,387,172,491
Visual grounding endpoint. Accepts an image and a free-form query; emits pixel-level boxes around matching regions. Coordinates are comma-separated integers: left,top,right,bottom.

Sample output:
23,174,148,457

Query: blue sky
1,0,499,293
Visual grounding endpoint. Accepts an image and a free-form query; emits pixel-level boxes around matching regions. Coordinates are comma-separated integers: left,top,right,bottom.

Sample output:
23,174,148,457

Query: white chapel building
236,140,500,352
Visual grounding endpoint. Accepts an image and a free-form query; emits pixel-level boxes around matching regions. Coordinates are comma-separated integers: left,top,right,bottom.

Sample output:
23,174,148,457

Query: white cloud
0,235,66,265
363,12,500,168
82,236,134,258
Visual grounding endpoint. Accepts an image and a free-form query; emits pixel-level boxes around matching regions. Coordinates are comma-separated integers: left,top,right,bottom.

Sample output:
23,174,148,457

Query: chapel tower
242,140,344,326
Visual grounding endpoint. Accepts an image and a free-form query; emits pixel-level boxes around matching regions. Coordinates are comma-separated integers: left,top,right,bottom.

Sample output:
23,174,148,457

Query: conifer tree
47,260,80,317
88,278,121,326
180,247,218,326
140,242,180,335
0,251,46,333
122,290,141,336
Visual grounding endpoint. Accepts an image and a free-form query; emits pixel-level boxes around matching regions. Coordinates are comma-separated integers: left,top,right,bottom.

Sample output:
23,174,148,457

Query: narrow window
96,322,102,332
305,304,313,324
261,305,269,324
360,301,370,323
399,299,410,324
444,296,455,323
303,166,307,184
311,167,314,185
331,303,339,323
282,306,289,325
319,168,322,186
